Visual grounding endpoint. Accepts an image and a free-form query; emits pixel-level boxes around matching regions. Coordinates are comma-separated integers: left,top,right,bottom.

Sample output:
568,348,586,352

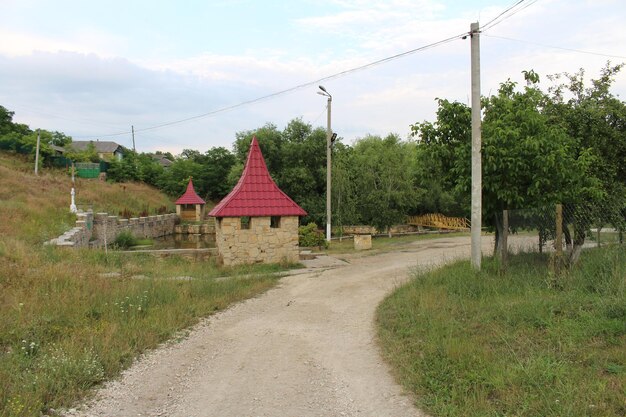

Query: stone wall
46,211,95,247
340,224,422,235
353,234,372,250
46,211,177,248
215,216,299,266
174,223,215,235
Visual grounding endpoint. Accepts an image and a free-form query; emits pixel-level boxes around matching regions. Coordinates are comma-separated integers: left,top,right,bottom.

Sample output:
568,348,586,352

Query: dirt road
69,236,499,417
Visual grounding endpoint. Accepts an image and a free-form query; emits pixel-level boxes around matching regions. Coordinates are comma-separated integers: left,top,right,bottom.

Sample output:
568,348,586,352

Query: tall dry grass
0,152,283,417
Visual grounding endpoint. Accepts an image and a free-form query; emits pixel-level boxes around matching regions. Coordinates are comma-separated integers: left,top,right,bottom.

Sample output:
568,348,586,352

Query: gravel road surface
67,236,503,417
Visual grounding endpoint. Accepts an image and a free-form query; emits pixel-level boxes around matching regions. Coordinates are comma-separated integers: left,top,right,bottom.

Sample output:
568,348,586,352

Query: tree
200,147,237,200
411,72,588,256
410,99,471,217
233,123,284,175
332,142,360,231
545,63,626,260
231,119,328,224
157,158,203,197
350,134,416,234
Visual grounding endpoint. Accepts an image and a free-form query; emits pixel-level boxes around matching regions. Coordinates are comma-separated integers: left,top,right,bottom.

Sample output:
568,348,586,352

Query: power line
484,34,626,60
75,32,467,140
66,1,543,141
482,0,538,32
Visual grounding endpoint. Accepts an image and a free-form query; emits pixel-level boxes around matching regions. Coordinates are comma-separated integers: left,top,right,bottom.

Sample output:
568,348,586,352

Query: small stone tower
209,137,307,265
175,178,206,221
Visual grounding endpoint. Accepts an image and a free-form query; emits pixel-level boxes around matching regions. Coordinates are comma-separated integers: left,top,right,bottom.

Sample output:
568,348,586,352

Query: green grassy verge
377,246,625,417
0,244,284,417
325,231,470,254
0,153,290,417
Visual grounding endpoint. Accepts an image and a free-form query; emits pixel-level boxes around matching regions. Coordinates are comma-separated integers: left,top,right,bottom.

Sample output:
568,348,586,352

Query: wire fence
495,201,625,273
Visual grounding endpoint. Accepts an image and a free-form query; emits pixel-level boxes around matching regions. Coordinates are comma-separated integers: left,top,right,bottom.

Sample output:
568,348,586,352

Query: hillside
0,151,175,245
0,151,280,417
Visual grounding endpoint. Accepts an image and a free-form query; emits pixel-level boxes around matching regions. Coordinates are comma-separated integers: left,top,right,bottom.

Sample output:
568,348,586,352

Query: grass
0,152,289,417
325,231,469,254
377,246,625,417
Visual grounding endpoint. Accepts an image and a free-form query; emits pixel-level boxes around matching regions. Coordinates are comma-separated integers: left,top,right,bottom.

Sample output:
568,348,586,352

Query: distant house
69,140,124,161
50,145,66,155
151,154,173,169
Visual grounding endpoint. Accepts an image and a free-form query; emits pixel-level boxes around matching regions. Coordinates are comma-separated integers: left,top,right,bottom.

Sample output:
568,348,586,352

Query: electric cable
74,31,467,139
484,34,626,60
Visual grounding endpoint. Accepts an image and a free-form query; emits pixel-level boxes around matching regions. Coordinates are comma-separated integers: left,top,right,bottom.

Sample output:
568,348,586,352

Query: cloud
0,28,124,58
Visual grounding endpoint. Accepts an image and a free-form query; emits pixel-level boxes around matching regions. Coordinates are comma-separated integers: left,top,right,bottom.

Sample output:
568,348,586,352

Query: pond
137,234,216,250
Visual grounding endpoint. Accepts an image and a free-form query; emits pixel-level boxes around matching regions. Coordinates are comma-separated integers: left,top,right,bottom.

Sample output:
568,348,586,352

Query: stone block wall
174,223,215,235
46,211,177,248
215,216,300,266
46,211,94,247
340,224,422,236
354,234,372,250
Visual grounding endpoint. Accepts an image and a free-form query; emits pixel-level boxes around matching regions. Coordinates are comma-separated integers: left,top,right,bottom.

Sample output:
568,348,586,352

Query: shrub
298,223,327,248
112,231,137,249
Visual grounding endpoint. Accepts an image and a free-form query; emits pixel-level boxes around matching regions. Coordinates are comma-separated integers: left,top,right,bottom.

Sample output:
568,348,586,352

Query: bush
112,231,137,249
298,223,327,248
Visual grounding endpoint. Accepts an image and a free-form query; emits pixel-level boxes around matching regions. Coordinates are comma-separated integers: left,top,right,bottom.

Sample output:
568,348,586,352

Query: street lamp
317,85,332,242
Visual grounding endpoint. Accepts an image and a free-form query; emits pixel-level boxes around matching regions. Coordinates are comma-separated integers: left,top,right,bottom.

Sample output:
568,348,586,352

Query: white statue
70,187,77,213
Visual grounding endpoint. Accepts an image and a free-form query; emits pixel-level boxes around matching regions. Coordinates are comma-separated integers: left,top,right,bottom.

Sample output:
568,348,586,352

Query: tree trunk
569,217,586,266
563,221,572,250
494,212,503,258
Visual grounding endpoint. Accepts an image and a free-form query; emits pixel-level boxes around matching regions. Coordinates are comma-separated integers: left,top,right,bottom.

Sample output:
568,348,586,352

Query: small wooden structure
407,213,470,230
209,137,307,266
175,178,206,221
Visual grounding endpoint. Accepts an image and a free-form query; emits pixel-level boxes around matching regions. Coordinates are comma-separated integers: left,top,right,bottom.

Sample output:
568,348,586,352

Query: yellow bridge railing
407,213,470,230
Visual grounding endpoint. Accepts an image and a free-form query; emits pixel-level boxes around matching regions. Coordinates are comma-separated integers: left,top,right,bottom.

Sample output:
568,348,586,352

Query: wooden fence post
554,204,563,275
501,209,509,269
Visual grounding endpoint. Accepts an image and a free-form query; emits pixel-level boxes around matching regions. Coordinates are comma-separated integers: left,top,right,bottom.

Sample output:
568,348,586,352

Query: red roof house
175,178,206,221
210,136,306,266
209,137,306,217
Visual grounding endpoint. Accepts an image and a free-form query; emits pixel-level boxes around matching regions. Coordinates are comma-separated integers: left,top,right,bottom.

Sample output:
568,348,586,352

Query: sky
1,0,625,155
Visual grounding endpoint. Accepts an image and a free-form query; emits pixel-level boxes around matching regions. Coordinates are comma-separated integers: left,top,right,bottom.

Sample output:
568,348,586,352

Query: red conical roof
209,137,307,217
175,178,205,205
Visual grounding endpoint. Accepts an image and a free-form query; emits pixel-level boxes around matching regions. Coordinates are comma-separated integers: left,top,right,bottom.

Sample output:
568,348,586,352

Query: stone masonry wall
215,216,299,266
340,224,422,235
46,211,177,248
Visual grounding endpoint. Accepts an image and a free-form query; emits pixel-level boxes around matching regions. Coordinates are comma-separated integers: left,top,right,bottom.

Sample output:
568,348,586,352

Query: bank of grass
326,231,469,254
0,153,288,416
377,246,625,417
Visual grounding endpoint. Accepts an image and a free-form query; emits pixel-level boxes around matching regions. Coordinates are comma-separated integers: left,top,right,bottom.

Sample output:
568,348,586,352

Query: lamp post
318,85,332,242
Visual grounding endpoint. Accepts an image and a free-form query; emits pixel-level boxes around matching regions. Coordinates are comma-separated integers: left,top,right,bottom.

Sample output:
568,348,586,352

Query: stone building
175,178,206,221
209,137,307,266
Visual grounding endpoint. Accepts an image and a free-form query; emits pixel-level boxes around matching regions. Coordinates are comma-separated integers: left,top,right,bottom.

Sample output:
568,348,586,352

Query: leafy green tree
233,123,284,175
157,158,203,197
136,153,164,187
201,147,237,200
410,99,471,217
232,119,328,224
106,152,139,183
332,142,360,231
350,134,416,234
545,63,626,259
65,142,100,163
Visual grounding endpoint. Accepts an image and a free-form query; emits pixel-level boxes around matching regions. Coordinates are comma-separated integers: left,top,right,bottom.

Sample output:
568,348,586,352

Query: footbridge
407,213,470,231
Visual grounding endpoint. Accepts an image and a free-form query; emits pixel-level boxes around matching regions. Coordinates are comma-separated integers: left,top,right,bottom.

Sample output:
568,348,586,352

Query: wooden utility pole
34,129,41,175
470,22,482,270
